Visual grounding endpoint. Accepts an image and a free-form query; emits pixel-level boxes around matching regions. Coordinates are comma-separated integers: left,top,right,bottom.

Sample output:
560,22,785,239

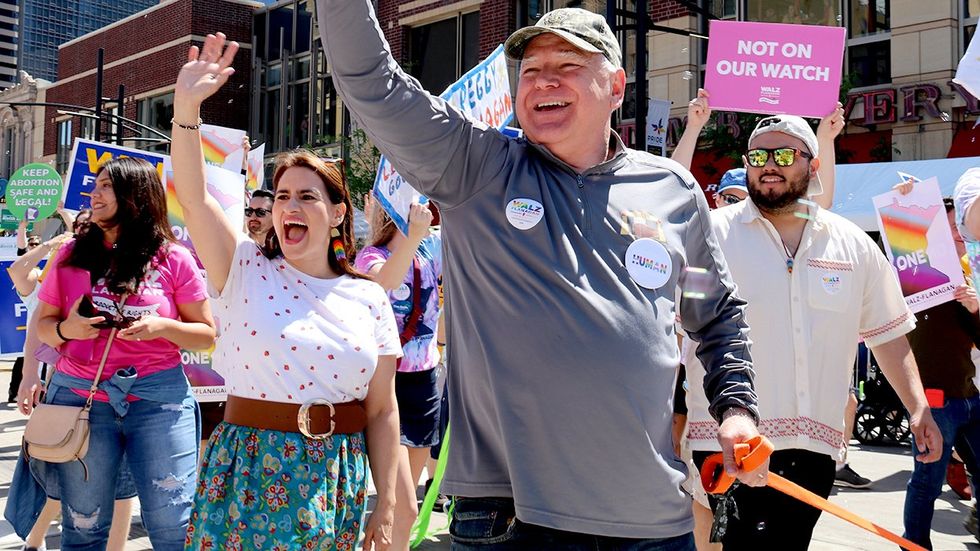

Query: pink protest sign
704,20,845,118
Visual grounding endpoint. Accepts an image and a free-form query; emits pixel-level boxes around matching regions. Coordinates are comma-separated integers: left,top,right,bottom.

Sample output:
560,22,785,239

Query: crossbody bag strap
84,292,127,409
399,257,423,346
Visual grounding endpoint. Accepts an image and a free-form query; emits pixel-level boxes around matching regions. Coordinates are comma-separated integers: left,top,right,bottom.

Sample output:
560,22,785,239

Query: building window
849,0,888,38
745,0,839,25
1,125,15,178
846,40,890,87
136,92,174,153
56,119,72,175
407,11,480,94
966,0,979,55
519,0,607,26
846,0,890,87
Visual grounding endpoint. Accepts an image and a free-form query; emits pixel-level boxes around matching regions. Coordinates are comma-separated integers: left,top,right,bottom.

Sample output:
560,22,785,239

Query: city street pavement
0,357,973,550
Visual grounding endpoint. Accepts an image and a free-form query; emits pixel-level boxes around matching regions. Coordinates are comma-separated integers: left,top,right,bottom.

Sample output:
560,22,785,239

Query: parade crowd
5,1,980,550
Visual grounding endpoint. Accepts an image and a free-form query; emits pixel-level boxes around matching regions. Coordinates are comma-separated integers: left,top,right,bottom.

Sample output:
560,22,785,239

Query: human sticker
821,273,842,295
506,198,544,230
392,283,412,301
625,238,673,290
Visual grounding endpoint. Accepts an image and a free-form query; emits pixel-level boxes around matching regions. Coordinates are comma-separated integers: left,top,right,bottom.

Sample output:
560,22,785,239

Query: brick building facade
40,0,259,168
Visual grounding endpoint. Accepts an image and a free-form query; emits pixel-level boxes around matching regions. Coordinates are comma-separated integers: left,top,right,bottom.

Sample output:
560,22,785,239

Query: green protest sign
5,163,63,222
0,209,29,230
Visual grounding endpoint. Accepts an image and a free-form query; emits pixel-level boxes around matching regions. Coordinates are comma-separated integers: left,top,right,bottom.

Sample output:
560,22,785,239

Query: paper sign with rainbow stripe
873,176,965,313
246,143,265,191
200,124,247,173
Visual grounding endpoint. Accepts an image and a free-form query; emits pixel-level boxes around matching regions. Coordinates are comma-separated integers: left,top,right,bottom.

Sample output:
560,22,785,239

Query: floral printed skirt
185,421,367,550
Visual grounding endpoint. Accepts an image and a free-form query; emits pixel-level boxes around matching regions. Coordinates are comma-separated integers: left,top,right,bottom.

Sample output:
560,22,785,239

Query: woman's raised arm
171,33,241,293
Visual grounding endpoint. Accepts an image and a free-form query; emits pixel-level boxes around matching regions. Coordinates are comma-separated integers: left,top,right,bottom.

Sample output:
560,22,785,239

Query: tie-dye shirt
356,232,442,372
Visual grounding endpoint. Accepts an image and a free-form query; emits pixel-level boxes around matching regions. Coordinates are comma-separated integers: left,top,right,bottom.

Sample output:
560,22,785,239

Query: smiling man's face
515,34,624,165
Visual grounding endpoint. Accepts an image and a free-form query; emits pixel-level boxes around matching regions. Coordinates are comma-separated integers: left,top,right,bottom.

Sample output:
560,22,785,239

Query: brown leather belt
224,395,367,439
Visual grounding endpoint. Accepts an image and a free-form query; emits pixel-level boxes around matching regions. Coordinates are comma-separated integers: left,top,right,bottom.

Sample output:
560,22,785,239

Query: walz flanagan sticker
506,198,544,230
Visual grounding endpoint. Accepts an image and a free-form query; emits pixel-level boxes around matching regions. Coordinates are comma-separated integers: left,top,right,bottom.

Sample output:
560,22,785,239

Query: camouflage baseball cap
505,8,622,68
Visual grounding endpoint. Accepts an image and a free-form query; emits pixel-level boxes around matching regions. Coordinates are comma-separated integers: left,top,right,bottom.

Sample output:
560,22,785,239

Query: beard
748,171,810,213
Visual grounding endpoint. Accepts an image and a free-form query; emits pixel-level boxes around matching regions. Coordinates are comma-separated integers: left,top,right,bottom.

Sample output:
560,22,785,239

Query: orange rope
700,435,927,551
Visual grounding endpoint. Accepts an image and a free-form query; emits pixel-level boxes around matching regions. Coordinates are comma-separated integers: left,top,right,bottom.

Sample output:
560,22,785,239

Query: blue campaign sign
0,261,27,358
0,178,8,198
63,139,167,211
374,45,514,234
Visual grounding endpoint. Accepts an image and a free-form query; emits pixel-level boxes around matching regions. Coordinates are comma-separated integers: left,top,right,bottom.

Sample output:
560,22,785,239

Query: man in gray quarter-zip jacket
315,3,766,548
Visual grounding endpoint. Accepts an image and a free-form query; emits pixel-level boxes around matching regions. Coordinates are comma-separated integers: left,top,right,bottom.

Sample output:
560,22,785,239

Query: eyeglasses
718,193,743,205
745,147,812,168
244,207,270,218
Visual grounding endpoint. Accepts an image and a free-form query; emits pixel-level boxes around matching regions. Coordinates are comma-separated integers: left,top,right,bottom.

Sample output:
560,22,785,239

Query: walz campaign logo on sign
506,198,544,230
821,274,842,294
759,86,781,106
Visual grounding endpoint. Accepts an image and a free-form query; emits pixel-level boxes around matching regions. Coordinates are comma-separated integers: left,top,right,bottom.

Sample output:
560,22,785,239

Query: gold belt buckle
297,398,335,439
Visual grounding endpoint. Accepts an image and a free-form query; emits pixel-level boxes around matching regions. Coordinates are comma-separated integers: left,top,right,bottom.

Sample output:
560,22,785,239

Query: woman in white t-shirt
172,34,402,550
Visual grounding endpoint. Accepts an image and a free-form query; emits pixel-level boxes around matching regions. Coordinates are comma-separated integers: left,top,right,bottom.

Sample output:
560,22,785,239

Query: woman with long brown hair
34,156,215,550
172,33,401,550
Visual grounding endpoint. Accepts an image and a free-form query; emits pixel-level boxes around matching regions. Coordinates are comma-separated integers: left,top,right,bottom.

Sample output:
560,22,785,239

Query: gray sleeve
679,185,759,424
315,0,508,208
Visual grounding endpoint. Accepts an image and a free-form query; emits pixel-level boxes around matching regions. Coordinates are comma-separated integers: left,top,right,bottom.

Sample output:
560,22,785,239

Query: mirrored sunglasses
745,147,812,168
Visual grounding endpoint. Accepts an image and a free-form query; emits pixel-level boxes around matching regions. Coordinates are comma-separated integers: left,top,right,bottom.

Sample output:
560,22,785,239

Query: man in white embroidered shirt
683,115,943,549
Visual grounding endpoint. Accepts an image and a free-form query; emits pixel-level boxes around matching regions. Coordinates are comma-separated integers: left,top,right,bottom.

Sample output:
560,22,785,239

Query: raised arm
7,233,71,296
55,201,75,229
813,103,844,209
367,204,433,291
671,88,711,171
314,0,506,206
171,33,241,293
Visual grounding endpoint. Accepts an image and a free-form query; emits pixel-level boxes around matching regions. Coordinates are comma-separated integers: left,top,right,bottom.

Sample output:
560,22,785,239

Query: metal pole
115,84,125,145
635,0,647,152
94,48,104,142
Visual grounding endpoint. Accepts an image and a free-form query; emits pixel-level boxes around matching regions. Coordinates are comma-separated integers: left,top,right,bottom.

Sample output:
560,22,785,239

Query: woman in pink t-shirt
35,156,215,551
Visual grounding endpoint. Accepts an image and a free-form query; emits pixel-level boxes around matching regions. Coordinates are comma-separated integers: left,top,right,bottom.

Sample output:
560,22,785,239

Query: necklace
781,241,795,274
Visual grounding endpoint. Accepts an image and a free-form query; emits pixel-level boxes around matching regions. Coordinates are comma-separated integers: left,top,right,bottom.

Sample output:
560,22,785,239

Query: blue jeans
47,386,200,551
449,497,696,551
904,394,980,549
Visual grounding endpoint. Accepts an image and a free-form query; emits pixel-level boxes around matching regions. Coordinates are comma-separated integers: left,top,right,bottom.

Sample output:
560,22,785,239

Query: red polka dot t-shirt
210,238,402,404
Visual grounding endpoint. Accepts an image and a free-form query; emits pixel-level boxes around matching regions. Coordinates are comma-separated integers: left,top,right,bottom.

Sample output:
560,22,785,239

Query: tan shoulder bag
23,327,119,478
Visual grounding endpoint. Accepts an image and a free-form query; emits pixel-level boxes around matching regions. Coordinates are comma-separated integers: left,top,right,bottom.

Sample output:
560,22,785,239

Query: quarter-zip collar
525,131,630,177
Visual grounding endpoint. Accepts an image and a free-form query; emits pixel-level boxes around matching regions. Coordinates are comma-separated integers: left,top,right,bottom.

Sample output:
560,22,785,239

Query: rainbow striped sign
200,124,247,173
873,176,965,313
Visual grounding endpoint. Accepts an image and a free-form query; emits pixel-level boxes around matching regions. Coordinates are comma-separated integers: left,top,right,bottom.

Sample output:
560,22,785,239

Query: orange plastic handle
698,435,927,551
700,434,774,494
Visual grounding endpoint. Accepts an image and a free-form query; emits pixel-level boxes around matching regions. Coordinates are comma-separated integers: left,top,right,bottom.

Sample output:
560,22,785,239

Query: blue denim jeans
903,394,980,549
46,385,200,551
449,497,696,551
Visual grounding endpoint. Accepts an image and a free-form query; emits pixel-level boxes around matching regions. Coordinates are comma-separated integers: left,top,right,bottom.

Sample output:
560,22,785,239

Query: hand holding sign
687,88,712,131
705,21,845,117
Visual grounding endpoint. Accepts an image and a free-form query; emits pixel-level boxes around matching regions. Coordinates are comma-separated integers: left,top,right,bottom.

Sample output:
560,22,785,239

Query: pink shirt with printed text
38,240,208,397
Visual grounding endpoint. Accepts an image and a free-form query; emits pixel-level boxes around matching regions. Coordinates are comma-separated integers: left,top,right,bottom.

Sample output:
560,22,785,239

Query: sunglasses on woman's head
244,207,270,218
745,147,812,168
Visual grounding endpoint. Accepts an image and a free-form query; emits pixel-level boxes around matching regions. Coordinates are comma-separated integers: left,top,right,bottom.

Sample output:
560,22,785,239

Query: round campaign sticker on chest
392,283,412,301
625,238,673,290
505,198,544,230
821,273,842,295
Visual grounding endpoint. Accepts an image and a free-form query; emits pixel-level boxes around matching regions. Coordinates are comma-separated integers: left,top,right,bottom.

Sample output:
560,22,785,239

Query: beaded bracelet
171,117,203,130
